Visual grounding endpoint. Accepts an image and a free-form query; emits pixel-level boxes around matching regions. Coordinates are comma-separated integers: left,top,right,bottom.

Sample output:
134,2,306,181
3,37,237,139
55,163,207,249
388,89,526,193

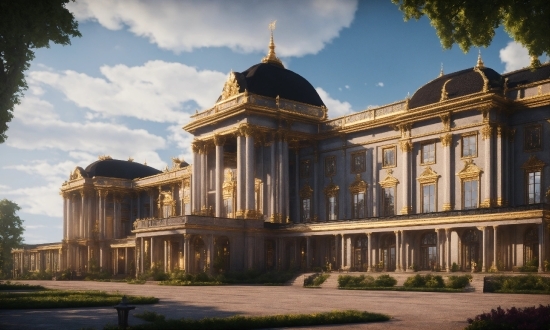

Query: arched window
524,227,539,264
461,229,479,270
420,232,437,270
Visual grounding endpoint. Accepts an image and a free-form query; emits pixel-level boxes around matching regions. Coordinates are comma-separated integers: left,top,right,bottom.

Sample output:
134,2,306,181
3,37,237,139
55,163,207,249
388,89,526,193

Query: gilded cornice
300,183,313,198
399,140,412,153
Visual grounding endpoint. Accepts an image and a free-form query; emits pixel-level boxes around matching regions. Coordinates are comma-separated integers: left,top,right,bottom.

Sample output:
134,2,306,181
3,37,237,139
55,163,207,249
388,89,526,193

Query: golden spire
439,63,444,77
476,49,484,68
261,20,284,68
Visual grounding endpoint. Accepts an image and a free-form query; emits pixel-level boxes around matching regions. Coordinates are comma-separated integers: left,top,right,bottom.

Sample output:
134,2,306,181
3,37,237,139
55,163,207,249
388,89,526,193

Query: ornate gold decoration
417,166,440,184
349,173,367,193
213,134,226,146
521,155,546,172
261,20,284,68
300,183,313,199
442,203,453,211
400,140,412,153
475,50,484,69
98,155,112,160
439,63,444,77
496,125,504,138
440,133,452,147
270,213,283,223
480,199,491,208
158,191,176,216
441,79,451,101
220,71,240,101
379,169,399,188
481,124,492,140
69,167,86,181
222,169,236,199
323,182,340,197
400,206,411,215
127,157,134,162
238,123,256,137
457,159,482,180
546,188,550,203
439,113,451,131
191,140,203,153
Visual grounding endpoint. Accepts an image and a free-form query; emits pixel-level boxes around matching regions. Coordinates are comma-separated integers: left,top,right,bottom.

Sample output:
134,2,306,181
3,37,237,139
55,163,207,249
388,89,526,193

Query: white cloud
376,82,384,87
500,41,530,72
67,0,357,57
0,182,62,217
315,87,353,118
345,85,350,89
167,125,194,165
29,60,226,123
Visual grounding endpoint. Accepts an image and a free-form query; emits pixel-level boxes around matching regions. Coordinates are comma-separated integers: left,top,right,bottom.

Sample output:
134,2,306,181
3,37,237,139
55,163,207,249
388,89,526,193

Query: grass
304,273,330,288
0,280,45,291
0,290,158,309
103,309,390,329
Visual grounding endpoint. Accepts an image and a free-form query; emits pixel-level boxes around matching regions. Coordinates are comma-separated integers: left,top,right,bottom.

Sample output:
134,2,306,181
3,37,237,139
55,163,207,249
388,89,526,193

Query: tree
0,0,81,143
0,199,24,277
392,0,550,66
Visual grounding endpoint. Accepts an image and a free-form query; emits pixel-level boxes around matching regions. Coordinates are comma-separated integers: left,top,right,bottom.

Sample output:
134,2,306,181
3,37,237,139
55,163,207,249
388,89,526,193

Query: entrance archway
461,229,479,270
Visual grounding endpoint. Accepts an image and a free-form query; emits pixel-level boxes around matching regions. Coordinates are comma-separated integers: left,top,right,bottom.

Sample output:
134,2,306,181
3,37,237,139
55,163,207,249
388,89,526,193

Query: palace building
12,33,550,277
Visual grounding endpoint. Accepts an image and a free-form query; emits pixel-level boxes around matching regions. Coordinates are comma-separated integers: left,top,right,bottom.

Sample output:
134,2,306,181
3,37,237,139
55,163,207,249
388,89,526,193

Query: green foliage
303,273,330,287
484,275,550,294
391,0,550,64
0,199,24,277
160,269,296,286
518,258,539,273
0,290,158,309
107,309,390,330
445,275,472,289
403,274,444,288
451,262,460,272
0,0,81,143
338,274,397,288
0,280,45,290
466,305,550,330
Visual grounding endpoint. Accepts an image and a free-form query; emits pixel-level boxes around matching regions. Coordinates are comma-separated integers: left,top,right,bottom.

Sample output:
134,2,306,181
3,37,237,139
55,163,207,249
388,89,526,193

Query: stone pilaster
214,134,225,217
440,133,453,210
400,140,412,214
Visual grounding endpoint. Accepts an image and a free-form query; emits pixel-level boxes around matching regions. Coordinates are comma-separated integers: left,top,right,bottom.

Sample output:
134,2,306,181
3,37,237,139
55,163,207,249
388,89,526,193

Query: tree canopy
0,199,24,277
0,0,81,143
392,0,550,66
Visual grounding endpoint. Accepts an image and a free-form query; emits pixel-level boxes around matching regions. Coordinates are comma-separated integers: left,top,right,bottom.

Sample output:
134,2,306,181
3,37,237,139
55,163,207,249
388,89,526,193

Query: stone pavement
1,273,549,330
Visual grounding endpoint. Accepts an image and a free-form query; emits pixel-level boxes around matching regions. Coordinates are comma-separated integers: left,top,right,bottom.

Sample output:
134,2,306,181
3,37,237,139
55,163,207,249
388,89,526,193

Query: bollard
114,296,136,329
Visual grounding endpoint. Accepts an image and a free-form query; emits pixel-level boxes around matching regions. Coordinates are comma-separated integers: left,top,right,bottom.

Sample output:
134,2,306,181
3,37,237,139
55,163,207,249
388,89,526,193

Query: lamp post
114,296,135,329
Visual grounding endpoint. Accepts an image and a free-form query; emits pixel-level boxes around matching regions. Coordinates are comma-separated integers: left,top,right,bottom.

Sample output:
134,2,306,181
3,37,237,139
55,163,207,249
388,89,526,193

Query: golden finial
261,20,284,68
127,157,134,162
476,49,484,68
144,159,147,166
439,63,444,77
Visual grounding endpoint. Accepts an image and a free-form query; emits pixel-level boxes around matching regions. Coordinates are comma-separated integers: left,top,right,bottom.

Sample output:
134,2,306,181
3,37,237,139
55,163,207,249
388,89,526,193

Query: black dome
504,63,550,88
218,62,325,107
85,159,162,180
409,67,503,109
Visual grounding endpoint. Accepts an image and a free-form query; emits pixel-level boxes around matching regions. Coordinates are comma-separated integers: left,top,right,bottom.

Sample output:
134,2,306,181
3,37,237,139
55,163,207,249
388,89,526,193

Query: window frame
382,146,397,168
461,132,478,159
421,141,436,165
382,186,396,216
526,170,542,204
524,124,542,152
462,179,479,210
325,155,337,177
351,150,366,174
421,183,437,213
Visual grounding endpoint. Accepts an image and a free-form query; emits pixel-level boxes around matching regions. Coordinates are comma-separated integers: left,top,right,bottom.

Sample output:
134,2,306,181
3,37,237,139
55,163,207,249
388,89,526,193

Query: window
351,151,366,173
524,227,539,264
327,196,338,220
527,171,541,204
352,192,365,218
524,125,542,151
382,187,395,216
382,146,396,168
462,134,477,158
422,184,436,213
300,159,311,178
463,180,478,209
301,198,311,222
325,156,336,177
421,142,436,164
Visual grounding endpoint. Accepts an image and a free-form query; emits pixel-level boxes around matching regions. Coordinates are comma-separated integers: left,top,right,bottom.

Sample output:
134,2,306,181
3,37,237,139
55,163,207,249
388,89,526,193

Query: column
191,141,201,213
184,234,191,273
306,236,311,270
214,135,224,217
201,146,207,211
150,237,154,270
98,190,105,239
86,191,92,239
269,141,276,220
113,194,120,239
479,226,487,272
236,133,245,217
245,128,255,218
496,126,504,206
435,228,441,269
539,223,545,272
367,233,372,272
277,137,284,218
400,140,412,214
441,134,452,210
80,190,85,238
445,229,451,272
67,195,72,240
334,235,339,270
124,247,128,275
295,150,299,223
346,236,352,269
140,237,144,275
482,123,492,207
341,234,345,269
395,231,401,271
208,235,214,275
283,139,290,221
493,225,498,271
405,233,410,271
63,194,68,240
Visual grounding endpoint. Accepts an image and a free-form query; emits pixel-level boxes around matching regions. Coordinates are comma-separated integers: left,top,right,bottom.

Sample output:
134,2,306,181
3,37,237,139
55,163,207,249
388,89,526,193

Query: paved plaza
1,274,550,329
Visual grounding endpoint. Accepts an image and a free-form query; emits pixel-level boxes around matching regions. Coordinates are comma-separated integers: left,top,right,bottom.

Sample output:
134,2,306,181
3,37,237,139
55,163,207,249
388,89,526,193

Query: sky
0,0,539,244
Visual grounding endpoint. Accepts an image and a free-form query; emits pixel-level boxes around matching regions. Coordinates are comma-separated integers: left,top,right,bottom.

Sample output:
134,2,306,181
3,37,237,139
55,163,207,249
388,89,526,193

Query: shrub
373,274,397,287
518,257,539,272
338,274,396,288
403,274,425,288
304,273,330,287
403,274,443,288
466,305,550,330
483,275,550,293
451,262,460,272
446,275,472,289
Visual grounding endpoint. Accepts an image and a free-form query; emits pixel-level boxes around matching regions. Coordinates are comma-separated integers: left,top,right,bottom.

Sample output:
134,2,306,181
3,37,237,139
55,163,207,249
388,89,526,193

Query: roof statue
261,20,284,68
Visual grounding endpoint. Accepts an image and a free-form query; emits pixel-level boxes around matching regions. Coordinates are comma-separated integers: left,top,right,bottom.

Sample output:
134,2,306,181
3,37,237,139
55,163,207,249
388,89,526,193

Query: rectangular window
463,180,478,209
351,151,366,173
327,196,338,220
301,198,311,222
524,125,542,151
382,187,395,216
325,156,336,177
421,142,436,164
382,146,396,168
462,134,477,158
422,184,436,213
352,192,365,218
527,171,541,204
300,160,311,178
223,198,233,217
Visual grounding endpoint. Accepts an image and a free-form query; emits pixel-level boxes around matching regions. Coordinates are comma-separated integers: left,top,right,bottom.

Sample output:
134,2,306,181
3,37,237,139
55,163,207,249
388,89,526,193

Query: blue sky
0,0,536,244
